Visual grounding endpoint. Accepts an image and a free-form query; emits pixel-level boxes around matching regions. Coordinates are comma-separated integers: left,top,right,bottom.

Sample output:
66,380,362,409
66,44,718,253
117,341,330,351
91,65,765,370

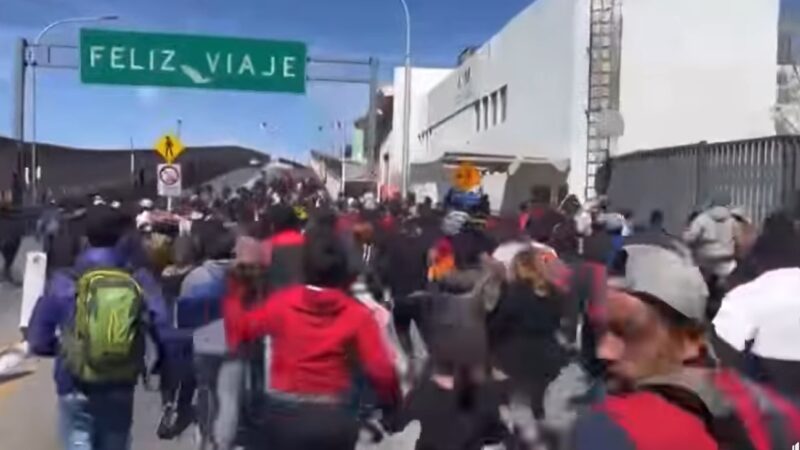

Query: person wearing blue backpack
28,205,174,450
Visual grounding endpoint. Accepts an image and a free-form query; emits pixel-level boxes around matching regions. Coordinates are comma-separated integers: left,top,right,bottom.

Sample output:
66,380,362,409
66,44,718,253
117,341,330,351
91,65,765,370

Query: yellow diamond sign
154,134,185,164
452,162,481,191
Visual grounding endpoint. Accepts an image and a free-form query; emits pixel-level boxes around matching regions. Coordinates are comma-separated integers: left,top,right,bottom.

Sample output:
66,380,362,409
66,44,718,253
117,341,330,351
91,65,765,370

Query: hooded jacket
27,247,173,395
223,282,400,407
425,264,504,367
572,368,800,450
684,206,736,272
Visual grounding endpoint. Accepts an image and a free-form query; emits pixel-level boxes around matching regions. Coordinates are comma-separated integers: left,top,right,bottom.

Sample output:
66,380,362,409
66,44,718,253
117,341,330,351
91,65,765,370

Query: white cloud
135,87,160,107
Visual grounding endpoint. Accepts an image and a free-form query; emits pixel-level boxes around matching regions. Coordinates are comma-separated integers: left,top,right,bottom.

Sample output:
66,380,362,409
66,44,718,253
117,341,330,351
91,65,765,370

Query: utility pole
30,15,119,204
398,0,412,200
11,38,26,206
366,57,379,196
129,137,135,185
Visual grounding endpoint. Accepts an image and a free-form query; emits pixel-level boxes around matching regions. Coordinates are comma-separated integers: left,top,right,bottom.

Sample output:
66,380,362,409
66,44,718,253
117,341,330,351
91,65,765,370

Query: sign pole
12,38,26,207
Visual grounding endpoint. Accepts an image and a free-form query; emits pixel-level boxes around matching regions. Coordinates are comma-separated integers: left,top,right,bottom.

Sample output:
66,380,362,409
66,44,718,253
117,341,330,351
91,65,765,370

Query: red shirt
574,392,718,450
224,283,399,406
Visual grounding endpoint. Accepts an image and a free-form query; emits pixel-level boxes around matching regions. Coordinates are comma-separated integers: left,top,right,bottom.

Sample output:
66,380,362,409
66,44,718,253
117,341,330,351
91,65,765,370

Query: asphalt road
0,281,195,450
0,280,422,450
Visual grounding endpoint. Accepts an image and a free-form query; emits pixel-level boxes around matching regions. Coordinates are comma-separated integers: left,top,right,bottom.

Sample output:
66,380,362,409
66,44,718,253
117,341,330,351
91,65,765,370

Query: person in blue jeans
27,205,174,450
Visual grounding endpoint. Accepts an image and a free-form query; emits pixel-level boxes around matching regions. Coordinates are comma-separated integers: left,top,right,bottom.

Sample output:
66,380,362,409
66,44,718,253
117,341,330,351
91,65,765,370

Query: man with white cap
569,244,800,450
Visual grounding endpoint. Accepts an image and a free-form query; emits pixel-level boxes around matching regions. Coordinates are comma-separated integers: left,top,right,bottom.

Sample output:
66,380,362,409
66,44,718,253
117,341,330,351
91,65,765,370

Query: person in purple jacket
27,205,174,450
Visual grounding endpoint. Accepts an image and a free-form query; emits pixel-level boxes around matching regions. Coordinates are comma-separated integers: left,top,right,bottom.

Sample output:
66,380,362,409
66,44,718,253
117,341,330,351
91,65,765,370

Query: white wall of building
616,0,780,155
388,0,780,206
418,0,590,201
387,68,452,188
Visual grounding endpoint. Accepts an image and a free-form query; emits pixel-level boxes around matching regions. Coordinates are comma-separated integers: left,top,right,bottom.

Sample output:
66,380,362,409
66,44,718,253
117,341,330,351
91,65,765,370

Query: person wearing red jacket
225,226,400,450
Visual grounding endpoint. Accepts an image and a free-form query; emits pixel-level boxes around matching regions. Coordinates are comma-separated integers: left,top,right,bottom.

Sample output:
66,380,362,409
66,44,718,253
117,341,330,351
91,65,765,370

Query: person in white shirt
712,212,800,399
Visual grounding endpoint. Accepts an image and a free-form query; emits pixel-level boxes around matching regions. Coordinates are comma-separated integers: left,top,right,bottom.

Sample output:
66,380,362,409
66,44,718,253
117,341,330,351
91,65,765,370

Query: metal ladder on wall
585,0,621,201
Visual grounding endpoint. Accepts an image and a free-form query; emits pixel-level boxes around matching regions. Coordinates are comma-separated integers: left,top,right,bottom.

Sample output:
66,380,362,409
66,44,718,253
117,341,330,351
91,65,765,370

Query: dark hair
303,229,351,289
451,229,494,269
268,204,300,233
747,212,800,273
549,219,579,256
203,230,236,260
85,206,126,248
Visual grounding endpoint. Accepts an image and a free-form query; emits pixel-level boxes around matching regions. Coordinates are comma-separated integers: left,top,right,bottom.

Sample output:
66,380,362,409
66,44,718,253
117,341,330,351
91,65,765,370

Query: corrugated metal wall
606,136,800,233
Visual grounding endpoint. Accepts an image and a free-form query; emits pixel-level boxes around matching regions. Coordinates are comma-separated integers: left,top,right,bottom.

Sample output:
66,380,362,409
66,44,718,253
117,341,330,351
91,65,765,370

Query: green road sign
80,29,307,94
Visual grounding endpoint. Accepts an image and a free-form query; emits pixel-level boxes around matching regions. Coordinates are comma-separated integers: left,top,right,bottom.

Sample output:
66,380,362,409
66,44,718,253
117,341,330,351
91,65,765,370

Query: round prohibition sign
159,165,181,186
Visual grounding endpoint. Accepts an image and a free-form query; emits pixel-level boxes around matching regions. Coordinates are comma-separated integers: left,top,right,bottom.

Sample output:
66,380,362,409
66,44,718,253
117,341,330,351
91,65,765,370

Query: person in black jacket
488,249,568,417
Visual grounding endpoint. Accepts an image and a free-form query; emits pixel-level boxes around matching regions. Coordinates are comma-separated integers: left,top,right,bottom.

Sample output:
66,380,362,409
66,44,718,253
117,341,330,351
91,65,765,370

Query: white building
380,68,452,199
387,0,780,213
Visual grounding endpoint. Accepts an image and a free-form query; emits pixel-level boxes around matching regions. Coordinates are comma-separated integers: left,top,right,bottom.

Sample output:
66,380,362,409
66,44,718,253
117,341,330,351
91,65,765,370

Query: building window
475,102,481,132
491,92,498,127
500,86,508,123
482,96,489,130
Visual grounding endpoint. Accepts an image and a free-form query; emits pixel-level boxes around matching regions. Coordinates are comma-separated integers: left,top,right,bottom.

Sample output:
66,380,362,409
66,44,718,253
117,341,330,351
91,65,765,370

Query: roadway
0,279,420,449
0,281,195,450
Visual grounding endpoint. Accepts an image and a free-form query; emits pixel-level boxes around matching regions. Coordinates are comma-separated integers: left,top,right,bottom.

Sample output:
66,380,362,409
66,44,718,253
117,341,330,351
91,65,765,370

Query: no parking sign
157,163,182,197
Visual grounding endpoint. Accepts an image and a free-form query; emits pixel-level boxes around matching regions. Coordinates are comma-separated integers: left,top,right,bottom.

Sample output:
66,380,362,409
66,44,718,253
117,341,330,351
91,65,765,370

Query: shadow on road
0,370,34,385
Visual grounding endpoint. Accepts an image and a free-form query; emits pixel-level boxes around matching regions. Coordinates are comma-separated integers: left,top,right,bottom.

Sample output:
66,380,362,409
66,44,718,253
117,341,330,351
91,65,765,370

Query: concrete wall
616,0,780,155
420,0,590,197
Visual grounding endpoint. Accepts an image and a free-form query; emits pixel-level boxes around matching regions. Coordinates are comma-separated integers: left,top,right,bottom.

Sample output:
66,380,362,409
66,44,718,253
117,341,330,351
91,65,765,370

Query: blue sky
0,0,534,158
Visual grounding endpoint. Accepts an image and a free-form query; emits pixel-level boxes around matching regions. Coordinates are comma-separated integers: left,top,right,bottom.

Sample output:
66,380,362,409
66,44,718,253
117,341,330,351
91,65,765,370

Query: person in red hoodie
225,225,400,450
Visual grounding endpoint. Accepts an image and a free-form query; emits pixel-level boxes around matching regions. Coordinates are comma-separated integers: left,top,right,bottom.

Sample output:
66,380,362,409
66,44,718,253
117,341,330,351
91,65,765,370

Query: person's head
269,203,300,234
352,221,375,246
450,229,494,270
512,249,552,296
597,245,708,392
549,219,578,256
139,198,154,212
649,209,665,229
747,211,800,274
560,194,582,217
303,229,351,289
406,192,417,207
709,191,731,208
85,205,126,248
203,229,236,261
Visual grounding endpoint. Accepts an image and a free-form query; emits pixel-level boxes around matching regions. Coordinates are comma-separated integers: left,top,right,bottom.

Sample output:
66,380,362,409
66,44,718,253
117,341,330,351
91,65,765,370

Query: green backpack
62,269,145,383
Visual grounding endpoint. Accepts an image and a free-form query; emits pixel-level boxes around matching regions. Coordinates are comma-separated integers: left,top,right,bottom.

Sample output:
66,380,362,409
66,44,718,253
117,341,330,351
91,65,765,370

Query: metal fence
605,136,800,234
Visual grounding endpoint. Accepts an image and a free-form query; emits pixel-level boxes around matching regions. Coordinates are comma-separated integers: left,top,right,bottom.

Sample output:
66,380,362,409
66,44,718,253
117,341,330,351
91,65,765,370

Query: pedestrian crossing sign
154,133,185,164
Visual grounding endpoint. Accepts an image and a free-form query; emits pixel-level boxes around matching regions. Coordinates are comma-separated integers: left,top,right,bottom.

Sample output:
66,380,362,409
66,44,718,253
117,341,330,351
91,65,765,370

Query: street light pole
30,15,119,204
398,0,412,201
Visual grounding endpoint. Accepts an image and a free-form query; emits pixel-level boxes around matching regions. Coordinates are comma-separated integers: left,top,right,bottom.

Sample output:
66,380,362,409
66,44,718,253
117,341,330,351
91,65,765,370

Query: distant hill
0,137,268,201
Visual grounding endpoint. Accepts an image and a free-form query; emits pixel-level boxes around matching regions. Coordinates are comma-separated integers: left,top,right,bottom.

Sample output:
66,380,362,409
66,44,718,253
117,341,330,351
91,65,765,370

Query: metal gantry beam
13,41,383,199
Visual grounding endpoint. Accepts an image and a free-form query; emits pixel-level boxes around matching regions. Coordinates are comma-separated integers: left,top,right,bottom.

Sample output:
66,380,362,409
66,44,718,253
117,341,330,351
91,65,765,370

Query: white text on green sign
80,29,307,94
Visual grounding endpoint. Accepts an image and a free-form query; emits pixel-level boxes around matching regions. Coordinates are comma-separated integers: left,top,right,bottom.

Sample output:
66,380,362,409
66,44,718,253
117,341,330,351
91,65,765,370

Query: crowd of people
11,175,800,450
